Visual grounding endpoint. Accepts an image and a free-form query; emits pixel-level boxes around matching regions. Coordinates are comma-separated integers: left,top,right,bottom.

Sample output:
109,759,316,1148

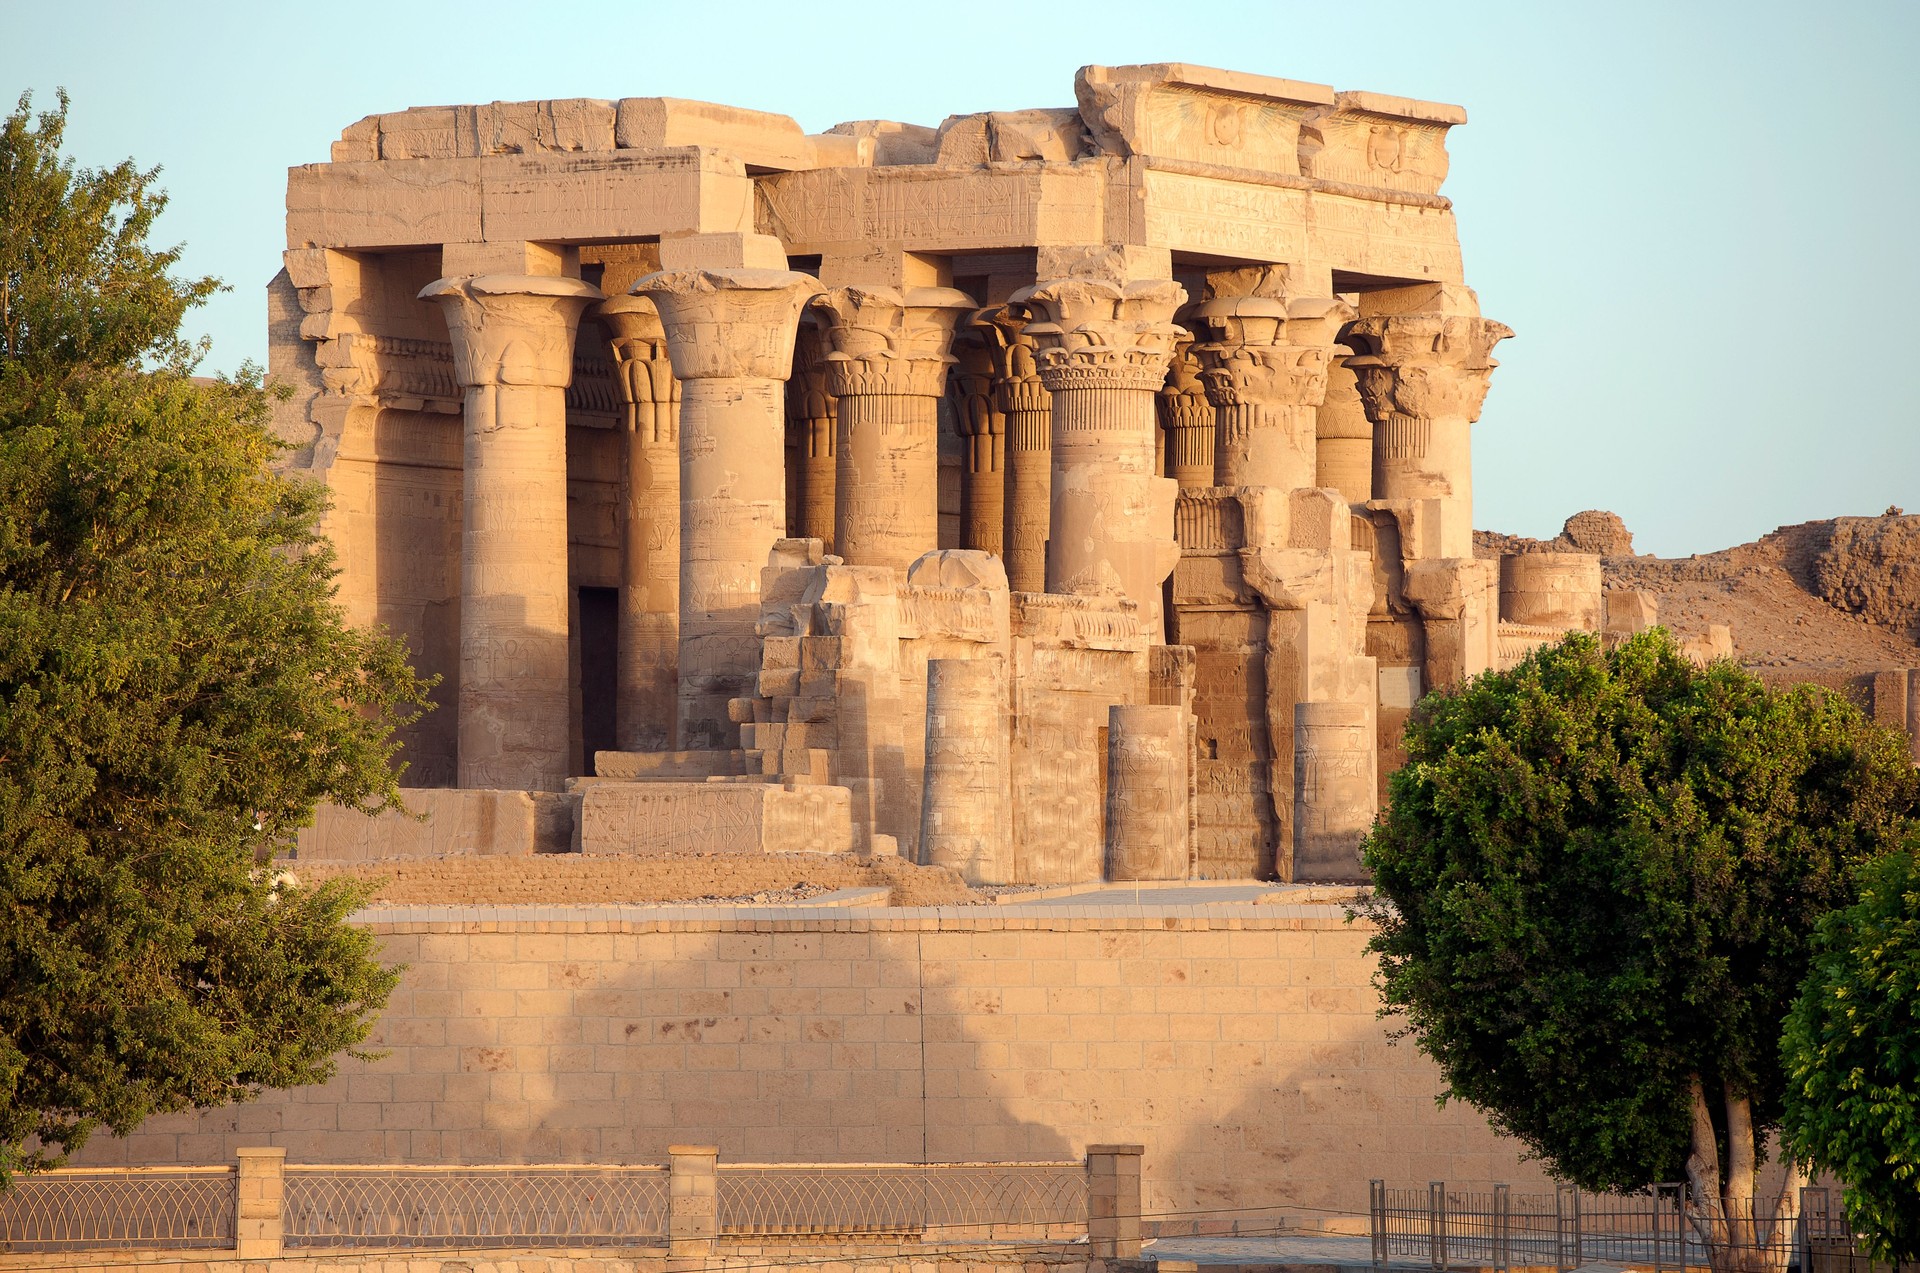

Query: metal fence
1370,1181,1891,1273
282,1164,669,1249
0,1167,236,1252
717,1162,1088,1239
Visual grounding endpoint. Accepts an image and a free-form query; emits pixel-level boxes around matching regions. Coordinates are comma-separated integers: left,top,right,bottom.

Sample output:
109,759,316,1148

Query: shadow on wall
72,922,1073,1166
69,913,1551,1223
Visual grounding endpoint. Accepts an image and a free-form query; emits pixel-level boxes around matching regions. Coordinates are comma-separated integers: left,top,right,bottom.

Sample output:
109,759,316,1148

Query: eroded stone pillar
1194,295,1351,491
920,655,1010,884
420,273,601,791
1316,350,1372,503
1293,700,1377,881
1346,309,1512,560
789,322,837,548
1105,704,1191,882
1158,335,1215,490
597,295,680,753
635,269,820,749
811,286,975,573
950,333,1006,556
974,306,1050,593
1018,277,1187,631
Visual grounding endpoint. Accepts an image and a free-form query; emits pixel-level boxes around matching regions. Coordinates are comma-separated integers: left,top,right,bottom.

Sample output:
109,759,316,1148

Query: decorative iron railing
0,1166,236,1252
282,1164,669,1249
717,1162,1087,1238
1369,1181,1889,1273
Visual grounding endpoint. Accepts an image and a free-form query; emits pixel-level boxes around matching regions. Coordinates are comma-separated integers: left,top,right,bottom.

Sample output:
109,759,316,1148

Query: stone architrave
1016,277,1187,632
788,321,838,548
1315,349,1372,503
973,306,1050,594
633,268,821,749
596,295,681,753
949,332,1006,556
1292,700,1376,881
1157,334,1215,490
1193,294,1352,492
1105,704,1191,881
419,272,602,792
920,655,1011,884
810,286,976,574
1345,310,1512,560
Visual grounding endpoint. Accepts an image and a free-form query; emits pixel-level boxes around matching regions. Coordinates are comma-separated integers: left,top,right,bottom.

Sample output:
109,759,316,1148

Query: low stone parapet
577,782,854,855
290,788,571,861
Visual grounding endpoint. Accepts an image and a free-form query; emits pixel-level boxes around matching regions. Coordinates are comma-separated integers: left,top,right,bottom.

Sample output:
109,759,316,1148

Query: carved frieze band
320,331,619,422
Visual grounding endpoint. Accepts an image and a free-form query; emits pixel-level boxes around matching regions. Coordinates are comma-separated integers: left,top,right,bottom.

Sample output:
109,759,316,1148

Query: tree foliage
1360,630,1917,1205
0,90,430,1181
1782,845,1920,1263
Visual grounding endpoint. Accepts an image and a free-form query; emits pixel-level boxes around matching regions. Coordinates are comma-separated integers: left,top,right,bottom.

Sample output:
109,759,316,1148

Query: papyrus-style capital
1014,278,1188,392
1192,295,1354,409
1343,313,1513,423
972,305,1050,416
419,274,604,388
633,269,822,381
596,296,679,436
809,285,976,398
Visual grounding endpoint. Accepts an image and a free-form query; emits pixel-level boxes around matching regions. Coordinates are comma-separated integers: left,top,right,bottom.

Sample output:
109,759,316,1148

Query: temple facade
272,63,1617,882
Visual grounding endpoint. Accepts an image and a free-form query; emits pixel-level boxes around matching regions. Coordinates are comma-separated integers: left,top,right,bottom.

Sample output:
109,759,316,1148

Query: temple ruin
273,62,1651,880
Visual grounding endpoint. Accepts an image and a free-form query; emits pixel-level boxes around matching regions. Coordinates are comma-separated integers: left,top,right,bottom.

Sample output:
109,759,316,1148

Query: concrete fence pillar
669,1143,719,1258
1087,1143,1144,1260
234,1147,286,1258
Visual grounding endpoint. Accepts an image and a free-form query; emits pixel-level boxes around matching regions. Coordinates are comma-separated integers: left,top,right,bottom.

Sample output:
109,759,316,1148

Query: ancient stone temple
274,63,1561,882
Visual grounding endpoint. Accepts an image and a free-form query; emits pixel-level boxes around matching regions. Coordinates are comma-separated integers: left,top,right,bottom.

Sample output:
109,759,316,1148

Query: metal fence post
669,1145,719,1260
1087,1144,1143,1261
1495,1182,1511,1271
234,1147,286,1258
1371,1179,1386,1267
1430,1181,1447,1270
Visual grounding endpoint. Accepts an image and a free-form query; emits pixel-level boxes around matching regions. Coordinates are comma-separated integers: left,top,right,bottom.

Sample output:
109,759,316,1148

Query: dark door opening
579,586,619,775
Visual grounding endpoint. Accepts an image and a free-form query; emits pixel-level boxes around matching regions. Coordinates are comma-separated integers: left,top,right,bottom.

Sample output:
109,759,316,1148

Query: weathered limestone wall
76,908,1554,1223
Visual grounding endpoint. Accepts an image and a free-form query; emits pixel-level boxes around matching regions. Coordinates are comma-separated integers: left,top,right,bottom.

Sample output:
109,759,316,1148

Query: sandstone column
950,332,1006,556
1193,295,1351,492
920,656,1010,884
634,269,820,749
1316,350,1372,503
1158,335,1215,490
1105,704,1191,881
1017,277,1187,631
420,273,601,791
1292,700,1377,881
974,306,1050,593
1345,310,1512,560
788,322,837,548
597,295,681,753
810,286,976,574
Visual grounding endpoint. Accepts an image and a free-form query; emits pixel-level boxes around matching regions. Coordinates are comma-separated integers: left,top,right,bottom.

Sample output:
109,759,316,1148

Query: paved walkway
1142,1232,1382,1268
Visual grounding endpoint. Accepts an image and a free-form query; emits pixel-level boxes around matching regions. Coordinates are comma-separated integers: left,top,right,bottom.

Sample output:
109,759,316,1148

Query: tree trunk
1688,1074,1805,1273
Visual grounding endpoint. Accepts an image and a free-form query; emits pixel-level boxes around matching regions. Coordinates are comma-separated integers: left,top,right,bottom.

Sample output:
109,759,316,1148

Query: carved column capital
808,285,976,398
1014,278,1188,392
596,295,679,417
418,274,603,389
972,305,1050,415
1191,295,1354,408
1342,313,1513,423
633,269,823,381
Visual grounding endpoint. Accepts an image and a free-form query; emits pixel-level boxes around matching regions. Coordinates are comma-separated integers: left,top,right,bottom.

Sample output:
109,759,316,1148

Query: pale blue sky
4,0,1915,556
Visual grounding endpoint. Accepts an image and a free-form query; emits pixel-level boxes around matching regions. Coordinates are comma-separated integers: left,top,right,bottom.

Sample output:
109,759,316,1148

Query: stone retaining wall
73,905,1556,1231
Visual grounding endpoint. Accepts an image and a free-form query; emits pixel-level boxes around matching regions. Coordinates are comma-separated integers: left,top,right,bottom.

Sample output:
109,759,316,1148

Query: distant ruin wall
74,908,1554,1228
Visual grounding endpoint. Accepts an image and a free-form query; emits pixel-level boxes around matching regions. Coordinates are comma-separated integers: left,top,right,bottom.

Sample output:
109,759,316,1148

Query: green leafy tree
1782,845,1920,1263
1360,630,1917,1269
0,91,430,1182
